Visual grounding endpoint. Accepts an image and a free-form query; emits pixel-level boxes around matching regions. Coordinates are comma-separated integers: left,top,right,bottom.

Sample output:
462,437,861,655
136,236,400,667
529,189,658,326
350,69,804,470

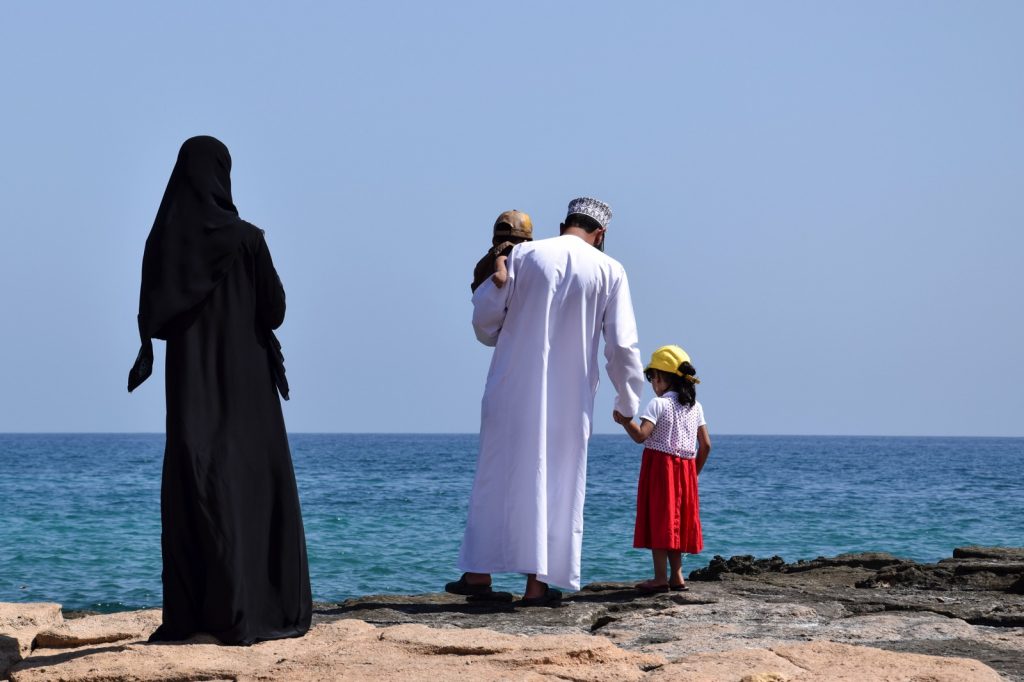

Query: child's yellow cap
646,345,691,376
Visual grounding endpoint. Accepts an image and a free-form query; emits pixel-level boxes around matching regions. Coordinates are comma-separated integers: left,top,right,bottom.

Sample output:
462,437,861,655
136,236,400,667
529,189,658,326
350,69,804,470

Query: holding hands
614,410,654,444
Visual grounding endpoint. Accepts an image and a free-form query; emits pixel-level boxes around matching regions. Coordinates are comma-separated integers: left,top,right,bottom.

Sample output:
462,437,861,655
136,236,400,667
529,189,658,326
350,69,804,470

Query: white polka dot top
639,392,706,459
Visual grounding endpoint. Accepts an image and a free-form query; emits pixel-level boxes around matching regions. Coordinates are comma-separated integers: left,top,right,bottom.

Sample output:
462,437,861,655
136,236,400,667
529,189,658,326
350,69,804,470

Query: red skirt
633,448,703,553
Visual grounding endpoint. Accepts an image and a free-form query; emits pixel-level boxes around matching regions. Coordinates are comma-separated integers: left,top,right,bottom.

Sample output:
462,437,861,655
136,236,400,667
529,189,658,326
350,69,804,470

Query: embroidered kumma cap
646,345,691,376
493,210,533,240
566,196,612,229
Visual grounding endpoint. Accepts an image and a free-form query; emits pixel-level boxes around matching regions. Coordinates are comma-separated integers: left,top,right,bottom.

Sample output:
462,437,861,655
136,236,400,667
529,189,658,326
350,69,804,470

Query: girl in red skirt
613,345,712,593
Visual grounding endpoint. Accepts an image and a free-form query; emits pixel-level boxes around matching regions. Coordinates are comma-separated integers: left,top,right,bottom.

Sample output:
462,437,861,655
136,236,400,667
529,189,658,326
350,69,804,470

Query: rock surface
0,603,61,679
12,620,663,682
326,546,1024,680
32,609,162,649
3,546,1022,681
647,642,1002,682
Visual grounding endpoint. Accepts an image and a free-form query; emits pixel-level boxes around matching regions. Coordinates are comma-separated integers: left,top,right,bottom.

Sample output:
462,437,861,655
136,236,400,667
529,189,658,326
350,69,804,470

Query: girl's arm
694,425,712,475
613,411,654,444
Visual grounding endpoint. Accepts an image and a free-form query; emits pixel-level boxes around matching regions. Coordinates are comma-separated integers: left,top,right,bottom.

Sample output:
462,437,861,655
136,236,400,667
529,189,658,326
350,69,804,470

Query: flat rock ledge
3,546,1022,681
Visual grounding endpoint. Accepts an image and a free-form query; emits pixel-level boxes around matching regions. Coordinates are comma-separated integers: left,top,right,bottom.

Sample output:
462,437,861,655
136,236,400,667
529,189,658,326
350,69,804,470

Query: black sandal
669,583,690,592
444,573,494,596
516,587,563,607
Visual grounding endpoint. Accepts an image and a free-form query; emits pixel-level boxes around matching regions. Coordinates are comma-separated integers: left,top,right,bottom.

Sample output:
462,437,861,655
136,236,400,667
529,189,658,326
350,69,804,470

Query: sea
1,434,1021,612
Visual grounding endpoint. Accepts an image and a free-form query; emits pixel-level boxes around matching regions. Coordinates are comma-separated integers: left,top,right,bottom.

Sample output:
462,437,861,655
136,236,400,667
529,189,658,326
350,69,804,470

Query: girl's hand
616,412,652,444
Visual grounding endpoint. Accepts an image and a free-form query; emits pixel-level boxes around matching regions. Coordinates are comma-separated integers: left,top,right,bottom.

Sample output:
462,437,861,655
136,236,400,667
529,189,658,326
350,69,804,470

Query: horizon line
1,432,1021,439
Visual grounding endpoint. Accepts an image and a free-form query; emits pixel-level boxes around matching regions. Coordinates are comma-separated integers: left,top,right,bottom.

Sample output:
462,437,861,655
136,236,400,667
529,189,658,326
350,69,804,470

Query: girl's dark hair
646,362,698,407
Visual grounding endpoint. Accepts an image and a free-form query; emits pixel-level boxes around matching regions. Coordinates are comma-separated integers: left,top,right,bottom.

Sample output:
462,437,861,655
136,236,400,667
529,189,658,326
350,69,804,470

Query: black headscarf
128,136,248,392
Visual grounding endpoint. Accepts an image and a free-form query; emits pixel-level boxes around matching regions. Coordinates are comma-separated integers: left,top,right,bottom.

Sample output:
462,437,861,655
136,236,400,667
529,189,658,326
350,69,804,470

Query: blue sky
1,2,1021,436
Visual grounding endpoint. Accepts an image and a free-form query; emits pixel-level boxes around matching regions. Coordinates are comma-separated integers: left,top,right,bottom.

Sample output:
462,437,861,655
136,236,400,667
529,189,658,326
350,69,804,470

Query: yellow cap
645,345,691,376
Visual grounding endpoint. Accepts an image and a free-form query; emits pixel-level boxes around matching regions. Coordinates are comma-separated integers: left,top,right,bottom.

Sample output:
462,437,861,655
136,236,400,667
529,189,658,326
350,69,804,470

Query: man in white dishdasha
446,197,645,606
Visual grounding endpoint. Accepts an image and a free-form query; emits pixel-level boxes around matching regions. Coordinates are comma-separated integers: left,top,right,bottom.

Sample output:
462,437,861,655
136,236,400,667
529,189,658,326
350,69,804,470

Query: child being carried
470,209,533,292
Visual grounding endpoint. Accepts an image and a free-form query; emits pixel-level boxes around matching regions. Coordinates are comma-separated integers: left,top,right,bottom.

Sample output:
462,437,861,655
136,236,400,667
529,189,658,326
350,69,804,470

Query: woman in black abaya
128,136,311,645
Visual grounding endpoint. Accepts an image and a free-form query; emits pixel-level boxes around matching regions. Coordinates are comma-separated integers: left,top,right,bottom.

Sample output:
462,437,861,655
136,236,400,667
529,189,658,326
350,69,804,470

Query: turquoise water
0,434,1021,611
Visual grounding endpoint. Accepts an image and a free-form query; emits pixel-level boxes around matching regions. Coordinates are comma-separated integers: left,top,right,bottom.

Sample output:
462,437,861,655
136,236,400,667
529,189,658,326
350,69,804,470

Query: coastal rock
0,603,62,680
11,619,664,681
329,547,1024,679
783,552,906,572
771,641,1003,681
8,613,1007,681
376,623,664,679
32,609,161,649
688,554,788,580
6,546,1024,680
648,642,1002,681
689,552,907,582
678,548,1024,628
953,546,1024,561
854,549,1024,594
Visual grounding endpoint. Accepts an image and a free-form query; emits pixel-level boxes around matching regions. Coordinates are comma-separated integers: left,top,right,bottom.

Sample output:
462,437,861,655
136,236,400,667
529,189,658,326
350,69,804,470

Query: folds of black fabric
148,226,311,645
131,137,310,645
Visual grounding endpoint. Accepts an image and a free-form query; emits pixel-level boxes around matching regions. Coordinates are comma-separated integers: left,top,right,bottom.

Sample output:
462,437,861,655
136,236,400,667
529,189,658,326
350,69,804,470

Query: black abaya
151,225,311,644
131,137,311,644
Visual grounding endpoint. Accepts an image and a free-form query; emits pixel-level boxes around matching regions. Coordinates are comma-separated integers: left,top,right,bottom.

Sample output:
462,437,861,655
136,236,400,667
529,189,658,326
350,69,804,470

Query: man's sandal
516,587,563,607
445,573,494,596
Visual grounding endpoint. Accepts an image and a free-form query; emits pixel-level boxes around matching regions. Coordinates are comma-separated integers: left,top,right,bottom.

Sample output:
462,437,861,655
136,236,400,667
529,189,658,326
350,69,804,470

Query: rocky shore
3,546,1022,680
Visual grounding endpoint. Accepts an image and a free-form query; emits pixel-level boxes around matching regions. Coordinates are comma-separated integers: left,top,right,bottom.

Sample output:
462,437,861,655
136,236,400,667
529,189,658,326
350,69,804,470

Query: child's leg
651,549,669,584
668,551,684,586
637,550,670,589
